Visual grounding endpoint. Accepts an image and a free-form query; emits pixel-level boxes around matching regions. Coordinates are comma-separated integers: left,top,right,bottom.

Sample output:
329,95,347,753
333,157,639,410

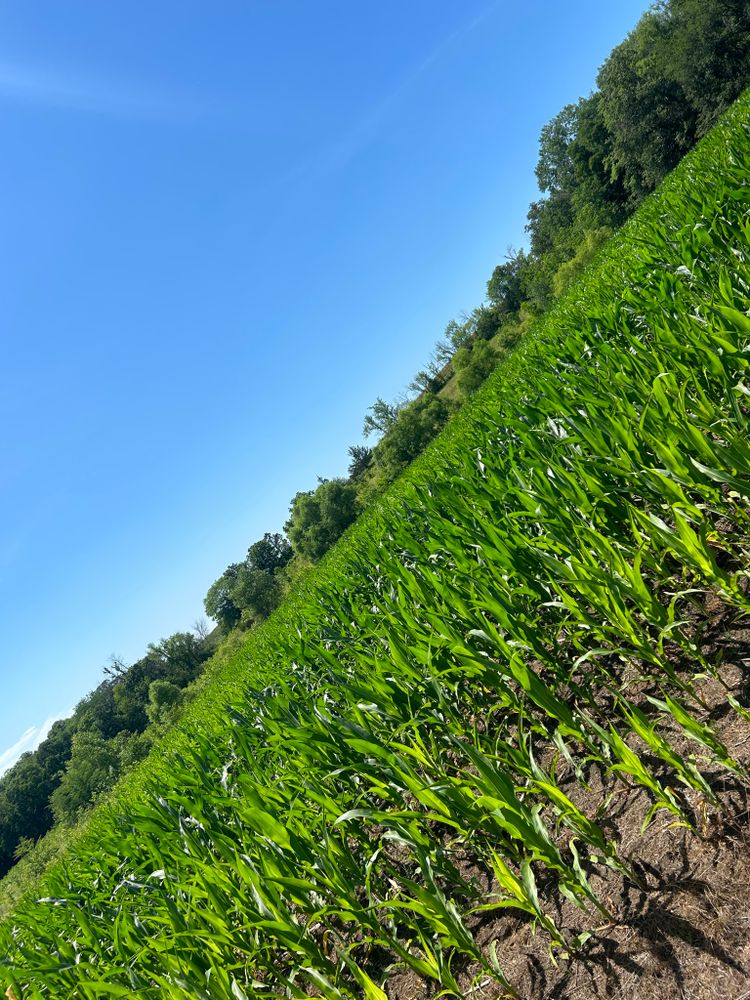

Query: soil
382,595,750,1000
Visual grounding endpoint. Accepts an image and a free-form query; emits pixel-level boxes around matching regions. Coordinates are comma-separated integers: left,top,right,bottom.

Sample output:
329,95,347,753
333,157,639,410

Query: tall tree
50,732,122,825
486,250,529,317
285,480,358,561
246,533,292,575
597,7,696,204
146,632,207,687
204,563,243,632
362,398,401,439
347,445,373,480
664,0,750,136
374,396,454,481
231,566,281,621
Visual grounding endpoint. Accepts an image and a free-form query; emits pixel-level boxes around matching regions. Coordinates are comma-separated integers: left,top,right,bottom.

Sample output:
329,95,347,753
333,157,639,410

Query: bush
453,340,499,398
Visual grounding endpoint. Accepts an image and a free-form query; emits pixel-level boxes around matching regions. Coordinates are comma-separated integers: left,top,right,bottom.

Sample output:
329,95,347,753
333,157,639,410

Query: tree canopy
285,480,359,561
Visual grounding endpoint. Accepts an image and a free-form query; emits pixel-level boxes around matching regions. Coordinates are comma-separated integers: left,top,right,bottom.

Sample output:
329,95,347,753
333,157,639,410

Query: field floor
388,599,750,1000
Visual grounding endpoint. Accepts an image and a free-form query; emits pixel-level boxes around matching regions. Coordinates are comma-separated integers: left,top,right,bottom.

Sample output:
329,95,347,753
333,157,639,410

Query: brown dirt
383,595,750,1000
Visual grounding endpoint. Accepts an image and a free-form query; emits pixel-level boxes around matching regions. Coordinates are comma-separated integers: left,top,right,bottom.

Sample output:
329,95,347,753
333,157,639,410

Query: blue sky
0,0,649,772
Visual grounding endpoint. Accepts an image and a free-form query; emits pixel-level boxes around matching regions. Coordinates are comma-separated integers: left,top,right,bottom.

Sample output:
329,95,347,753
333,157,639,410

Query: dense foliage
0,631,215,879
2,79,750,996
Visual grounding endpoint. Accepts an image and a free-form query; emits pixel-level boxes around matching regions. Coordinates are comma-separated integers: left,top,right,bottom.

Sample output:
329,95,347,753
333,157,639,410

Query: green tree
374,396,454,481
204,563,243,632
347,445,373,480
73,681,121,739
285,479,358,560
525,96,626,306
568,94,629,229
50,731,122,825
597,8,696,204
204,535,293,633
232,565,281,621
444,317,472,352
246,533,292,575
146,632,207,687
146,680,185,725
362,398,401,439
0,755,51,876
117,730,153,771
453,341,499,398
666,0,750,137
230,533,292,622
468,305,503,342
535,103,578,196
486,250,529,318
0,718,78,877
409,365,445,395
111,657,167,733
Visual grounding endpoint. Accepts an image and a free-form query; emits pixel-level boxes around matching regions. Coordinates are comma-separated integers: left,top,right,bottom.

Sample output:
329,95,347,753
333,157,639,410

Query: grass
2,89,750,999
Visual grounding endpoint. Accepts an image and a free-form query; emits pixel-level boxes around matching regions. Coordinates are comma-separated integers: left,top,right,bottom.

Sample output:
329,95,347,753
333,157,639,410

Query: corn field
3,91,750,1000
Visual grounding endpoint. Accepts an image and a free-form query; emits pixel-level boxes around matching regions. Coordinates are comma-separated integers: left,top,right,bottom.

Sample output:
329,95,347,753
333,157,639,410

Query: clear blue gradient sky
0,1,649,770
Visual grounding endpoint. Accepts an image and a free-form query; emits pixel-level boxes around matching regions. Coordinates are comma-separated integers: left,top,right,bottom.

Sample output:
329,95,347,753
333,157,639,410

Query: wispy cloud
0,713,70,777
0,58,202,123
277,1,503,189
414,0,502,76
0,727,37,776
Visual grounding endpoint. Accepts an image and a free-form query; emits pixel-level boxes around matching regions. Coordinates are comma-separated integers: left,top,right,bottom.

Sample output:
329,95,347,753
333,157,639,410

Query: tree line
0,631,216,878
1,0,748,884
